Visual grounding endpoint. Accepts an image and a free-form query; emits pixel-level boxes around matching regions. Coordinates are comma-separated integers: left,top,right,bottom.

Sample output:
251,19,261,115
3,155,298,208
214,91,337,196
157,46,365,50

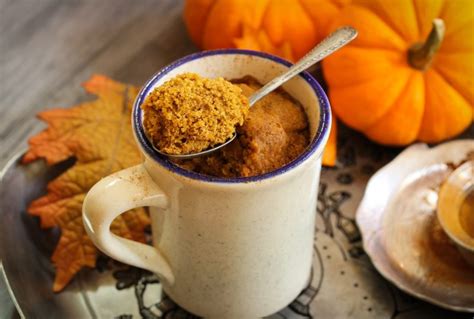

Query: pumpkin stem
408,19,445,71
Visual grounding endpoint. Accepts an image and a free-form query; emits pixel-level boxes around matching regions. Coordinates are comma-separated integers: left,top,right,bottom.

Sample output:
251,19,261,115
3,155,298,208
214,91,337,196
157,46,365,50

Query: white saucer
356,140,474,312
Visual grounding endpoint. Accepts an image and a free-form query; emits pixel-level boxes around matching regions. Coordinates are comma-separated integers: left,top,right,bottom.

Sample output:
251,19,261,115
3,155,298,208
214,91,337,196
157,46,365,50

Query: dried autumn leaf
23,75,150,292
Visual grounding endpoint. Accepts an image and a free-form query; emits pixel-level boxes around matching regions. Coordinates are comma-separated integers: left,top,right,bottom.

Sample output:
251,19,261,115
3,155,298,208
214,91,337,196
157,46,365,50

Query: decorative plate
1,127,471,318
357,140,474,313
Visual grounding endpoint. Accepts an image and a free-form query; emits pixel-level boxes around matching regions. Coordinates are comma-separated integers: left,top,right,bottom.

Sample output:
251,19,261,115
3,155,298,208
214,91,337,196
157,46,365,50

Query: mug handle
82,164,174,285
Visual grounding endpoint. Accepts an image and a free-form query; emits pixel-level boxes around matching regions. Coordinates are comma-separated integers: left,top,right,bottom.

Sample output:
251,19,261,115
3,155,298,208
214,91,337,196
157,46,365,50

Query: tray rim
0,149,28,318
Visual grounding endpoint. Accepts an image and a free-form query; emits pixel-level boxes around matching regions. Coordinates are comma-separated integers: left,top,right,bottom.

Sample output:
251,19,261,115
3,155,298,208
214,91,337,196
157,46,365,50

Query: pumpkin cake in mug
142,74,310,178
176,77,310,177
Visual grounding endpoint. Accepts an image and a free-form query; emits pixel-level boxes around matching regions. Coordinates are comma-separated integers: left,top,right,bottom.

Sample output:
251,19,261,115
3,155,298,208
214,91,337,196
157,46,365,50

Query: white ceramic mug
82,49,331,318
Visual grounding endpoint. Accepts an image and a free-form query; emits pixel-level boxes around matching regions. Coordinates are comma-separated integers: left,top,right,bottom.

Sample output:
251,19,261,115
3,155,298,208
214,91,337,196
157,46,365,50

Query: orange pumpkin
324,0,473,145
183,0,348,165
184,0,349,61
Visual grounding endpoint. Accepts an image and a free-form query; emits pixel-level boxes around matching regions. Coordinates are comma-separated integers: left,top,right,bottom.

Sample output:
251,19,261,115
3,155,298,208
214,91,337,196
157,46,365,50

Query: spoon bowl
156,132,238,160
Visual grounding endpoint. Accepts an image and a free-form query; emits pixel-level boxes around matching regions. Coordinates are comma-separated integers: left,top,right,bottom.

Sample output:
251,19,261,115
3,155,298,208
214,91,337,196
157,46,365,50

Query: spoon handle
248,26,358,106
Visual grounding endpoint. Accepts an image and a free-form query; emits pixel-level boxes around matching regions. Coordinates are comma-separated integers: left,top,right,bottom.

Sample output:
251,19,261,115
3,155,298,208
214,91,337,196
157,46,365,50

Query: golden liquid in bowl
460,189,474,239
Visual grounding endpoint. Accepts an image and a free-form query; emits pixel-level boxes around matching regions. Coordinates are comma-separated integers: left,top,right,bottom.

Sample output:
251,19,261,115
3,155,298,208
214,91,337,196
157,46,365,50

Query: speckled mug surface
82,49,331,318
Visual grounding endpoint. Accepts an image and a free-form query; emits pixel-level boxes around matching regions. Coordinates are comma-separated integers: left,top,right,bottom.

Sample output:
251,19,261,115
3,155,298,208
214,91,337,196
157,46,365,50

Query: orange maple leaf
23,75,150,292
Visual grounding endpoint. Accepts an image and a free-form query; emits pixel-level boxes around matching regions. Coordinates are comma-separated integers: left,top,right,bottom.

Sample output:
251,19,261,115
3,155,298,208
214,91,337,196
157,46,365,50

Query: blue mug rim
133,48,331,184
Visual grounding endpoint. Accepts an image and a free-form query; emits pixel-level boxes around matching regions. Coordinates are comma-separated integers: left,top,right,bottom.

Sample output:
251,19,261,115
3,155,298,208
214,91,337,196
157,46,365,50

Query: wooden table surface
1,0,193,317
0,0,195,168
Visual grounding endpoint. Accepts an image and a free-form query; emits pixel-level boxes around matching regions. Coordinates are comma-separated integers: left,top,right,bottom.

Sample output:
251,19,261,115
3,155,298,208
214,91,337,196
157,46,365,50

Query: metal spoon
157,26,358,159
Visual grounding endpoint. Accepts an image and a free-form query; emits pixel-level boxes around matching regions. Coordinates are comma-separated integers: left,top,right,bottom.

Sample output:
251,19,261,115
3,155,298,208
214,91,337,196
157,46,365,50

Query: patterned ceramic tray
357,140,474,313
0,127,472,318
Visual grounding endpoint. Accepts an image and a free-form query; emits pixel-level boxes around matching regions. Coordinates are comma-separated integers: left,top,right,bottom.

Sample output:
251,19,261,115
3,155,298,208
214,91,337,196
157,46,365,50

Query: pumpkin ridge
201,0,218,44
413,1,423,42
243,0,271,30
261,0,317,59
330,68,412,130
336,6,406,50
437,0,449,30
431,67,473,107
418,73,437,141
444,19,473,38
361,71,416,130
327,75,395,90
297,0,318,31
447,48,474,55
418,69,472,142
366,7,408,45
377,0,420,41
202,0,268,49
438,47,474,54
184,0,217,46
342,43,406,52
291,0,318,55
365,72,424,145
325,56,410,89
433,64,473,104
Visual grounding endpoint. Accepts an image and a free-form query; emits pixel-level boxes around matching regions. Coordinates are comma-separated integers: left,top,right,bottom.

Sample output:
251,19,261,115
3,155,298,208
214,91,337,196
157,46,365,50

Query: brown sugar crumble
141,73,249,155
175,77,310,178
